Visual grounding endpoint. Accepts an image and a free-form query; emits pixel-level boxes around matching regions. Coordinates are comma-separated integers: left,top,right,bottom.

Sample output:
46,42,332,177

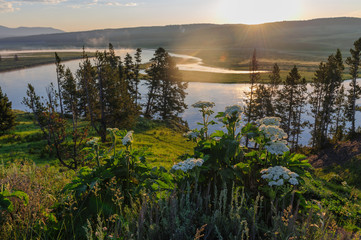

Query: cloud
0,0,138,12
68,0,138,8
15,0,67,3
0,0,15,12
105,2,138,7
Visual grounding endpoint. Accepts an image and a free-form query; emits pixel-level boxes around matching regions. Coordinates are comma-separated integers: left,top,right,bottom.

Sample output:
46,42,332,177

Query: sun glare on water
216,0,302,24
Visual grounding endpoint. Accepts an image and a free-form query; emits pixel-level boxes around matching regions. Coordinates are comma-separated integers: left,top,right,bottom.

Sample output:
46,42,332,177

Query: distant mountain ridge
0,25,64,39
0,17,361,58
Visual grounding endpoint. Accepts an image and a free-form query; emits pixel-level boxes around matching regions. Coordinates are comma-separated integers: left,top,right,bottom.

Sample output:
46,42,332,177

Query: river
0,48,360,146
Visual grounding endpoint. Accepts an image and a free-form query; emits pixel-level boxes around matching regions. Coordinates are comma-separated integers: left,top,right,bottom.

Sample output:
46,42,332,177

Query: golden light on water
216,0,302,24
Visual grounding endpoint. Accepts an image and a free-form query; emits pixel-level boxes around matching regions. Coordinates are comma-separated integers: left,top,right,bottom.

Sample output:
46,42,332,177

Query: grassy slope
3,111,361,232
0,52,95,72
0,111,194,169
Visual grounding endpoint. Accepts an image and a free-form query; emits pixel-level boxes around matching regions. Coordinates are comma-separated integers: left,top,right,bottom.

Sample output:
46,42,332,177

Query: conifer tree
124,53,136,99
269,63,281,96
244,49,260,147
61,68,79,126
309,62,327,148
291,77,308,149
244,49,260,123
55,52,65,116
0,86,16,135
252,85,273,119
144,47,187,120
309,50,344,148
22,84,47,135
331,85,347,141
252,63,281,120
134,48,142,106
346,38,361,136
76,50,98,123
275,66,307,149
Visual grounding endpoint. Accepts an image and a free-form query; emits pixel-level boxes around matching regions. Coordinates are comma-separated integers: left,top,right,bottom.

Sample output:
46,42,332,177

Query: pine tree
22,84,47,135
76,50,98,122
346,38,361,136
134,48,142,106
144,47,187,120
275,66,307,149
252,63,282,120
269,63,281,96
309,62,327,148
291,77,307,150
252,85,273,119
55,53,65,116
244,49,260,124
144,51,161,118
331,85,347,141
320,50,344,141
124,53,136,99
309,50,344,148
0,86,16,135
244,49,260,147
61,68,79,126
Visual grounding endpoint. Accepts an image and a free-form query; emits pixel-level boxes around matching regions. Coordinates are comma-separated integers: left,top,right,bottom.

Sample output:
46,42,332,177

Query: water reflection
0,49,360,146
0,48,268,74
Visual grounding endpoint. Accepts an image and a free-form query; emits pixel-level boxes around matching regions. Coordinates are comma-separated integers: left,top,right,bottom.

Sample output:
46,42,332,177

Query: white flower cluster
192,101,215,109
265,141,289,155
122,131,134,146
184,130,200,139
260,166,299,186
87,137,100,145
224,105,243,118
258,117,289,155
172,158,204,172
259,125,287,141
107,128,119,132
256,117,281,126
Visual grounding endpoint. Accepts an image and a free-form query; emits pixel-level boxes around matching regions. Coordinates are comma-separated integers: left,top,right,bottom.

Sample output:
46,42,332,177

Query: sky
1,0,361,32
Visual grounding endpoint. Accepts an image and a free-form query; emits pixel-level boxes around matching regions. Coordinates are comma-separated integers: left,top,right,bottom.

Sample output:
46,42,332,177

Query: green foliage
0,86,16,135
0,190,28,215
58,129,175,238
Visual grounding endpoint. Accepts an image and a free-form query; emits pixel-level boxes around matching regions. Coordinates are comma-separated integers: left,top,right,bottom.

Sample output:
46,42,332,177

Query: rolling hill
0,18,360,51
1,17,361,70
0,26,64,39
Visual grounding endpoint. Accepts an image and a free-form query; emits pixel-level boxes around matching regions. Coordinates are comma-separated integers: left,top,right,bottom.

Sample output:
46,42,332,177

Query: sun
216,0,302,24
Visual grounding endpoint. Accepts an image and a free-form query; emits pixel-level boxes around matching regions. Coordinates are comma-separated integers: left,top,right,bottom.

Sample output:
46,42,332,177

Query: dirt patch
308,136,361,168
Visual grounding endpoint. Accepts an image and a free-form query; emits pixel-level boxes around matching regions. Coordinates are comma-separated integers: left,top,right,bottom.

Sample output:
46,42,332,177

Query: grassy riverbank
181,69,351,83
0,51,96,72
0,49,352,83
0,111,194,169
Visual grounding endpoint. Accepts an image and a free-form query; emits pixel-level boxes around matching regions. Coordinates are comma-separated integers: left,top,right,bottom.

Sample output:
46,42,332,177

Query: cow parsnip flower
259,125,287,141
256,117,281,126
260,166,299,186
172,158,204,172
107,128,119,132
265,141,289,155
192,101,215,109
87,137,100,145
122,131,134,146
184,130,200,139
224,105,243,118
